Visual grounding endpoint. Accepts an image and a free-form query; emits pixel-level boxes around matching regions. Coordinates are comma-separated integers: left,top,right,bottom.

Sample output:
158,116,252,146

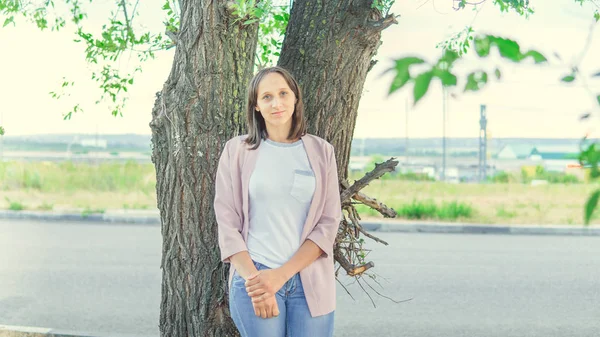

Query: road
1,219,599,337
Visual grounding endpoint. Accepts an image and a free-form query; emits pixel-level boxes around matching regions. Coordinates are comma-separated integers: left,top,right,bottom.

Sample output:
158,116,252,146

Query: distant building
349,157,370,172
528,146,579,160
80,139,108,149
496,144,535,159
496,144,579,161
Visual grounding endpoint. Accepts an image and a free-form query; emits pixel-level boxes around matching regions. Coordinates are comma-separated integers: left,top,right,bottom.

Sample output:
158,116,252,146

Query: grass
81,207,106,217
496,205,517,219
353,179,598,225
0,161,598,225
0,160,155,194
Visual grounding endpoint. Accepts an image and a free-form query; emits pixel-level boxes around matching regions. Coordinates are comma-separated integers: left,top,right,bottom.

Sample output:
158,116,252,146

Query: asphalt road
1,219,599,337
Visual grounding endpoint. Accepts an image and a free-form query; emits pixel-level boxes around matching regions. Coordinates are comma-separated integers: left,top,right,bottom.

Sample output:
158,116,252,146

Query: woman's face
255,72,296,132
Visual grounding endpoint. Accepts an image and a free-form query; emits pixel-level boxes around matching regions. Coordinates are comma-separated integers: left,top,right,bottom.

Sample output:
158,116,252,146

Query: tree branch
340,157,398,202
334,248,374,276
346,204,389,245
341,180,397,217
368,13,399,32
120,0,131,32
336,277,356,300
367,59,378,73
130,0,140,25
166,30,179,46
358,223,389,245
363,274,413,304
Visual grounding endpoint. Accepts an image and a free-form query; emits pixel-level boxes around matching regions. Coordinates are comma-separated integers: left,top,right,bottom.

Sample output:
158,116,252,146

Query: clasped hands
244,268,288,319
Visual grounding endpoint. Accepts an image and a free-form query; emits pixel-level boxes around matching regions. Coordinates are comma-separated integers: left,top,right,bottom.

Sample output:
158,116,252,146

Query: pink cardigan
214,133,342,317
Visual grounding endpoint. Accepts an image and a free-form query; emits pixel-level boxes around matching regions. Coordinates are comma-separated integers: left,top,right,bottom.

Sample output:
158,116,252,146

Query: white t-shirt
246,138,316,268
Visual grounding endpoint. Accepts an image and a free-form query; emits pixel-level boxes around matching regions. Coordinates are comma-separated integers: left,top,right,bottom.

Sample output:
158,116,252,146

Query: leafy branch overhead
454,0,534,17
387,35,547,105
0,0,178,118
229,0,291,68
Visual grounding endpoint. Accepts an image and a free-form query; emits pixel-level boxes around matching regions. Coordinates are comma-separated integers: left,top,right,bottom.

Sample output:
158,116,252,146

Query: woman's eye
263,95,271,100
281,91,287,96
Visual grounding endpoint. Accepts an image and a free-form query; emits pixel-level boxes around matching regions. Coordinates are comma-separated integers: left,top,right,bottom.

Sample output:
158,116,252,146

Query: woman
213,66,342,337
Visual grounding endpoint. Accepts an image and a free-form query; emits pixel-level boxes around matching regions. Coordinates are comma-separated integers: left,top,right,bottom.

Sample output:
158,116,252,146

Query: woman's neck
266,126,296,143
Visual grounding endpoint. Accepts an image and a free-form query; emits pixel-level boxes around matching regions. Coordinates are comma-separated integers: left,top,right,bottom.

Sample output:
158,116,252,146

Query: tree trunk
278,0,396,179
149,2,258,336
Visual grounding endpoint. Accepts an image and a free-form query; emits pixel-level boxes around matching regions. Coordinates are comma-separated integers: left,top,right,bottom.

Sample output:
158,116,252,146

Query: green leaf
596,95,600,107
524,50,547,64
3,16,14,27
395,57,425,69
388,57,425,95
0,126,4,136
561,74,575,83
413,71,434,104
441,49,460,64
474,36,491,57
465,73,479,92
464,71,488,92
585,189,600,224
579,143,600,179
389,70,410,94
434,69,457,87
493,36,522,62
594,10,599,22
494,68,502,80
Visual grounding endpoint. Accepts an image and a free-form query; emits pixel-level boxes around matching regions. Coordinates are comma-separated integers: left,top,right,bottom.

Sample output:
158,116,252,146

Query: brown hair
244,66,307,149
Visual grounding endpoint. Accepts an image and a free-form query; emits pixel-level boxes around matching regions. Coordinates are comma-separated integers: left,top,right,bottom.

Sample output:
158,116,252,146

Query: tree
0,0,400,335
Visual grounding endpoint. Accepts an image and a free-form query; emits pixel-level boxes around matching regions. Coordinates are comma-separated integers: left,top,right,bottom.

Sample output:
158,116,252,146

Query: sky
0,0,599,139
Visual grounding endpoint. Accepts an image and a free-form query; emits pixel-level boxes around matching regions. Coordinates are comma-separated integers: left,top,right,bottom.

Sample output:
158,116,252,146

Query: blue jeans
229,260,335,337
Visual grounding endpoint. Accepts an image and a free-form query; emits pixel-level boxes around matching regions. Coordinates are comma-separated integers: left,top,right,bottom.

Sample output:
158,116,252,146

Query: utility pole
442,87,447,181
479,104,488,182
405,98,409,171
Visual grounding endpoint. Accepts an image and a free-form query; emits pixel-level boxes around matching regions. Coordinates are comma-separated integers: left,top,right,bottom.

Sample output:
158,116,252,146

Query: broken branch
340,157,399,202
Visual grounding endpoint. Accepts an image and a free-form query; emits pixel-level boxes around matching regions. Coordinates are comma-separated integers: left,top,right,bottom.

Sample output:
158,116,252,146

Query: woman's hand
245,268,288,303
252,295,280,319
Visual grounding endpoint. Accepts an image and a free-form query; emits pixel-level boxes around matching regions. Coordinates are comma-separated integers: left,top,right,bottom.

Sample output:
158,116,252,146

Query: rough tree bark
149,2,258,336
279,0,398,276
278,0,397,180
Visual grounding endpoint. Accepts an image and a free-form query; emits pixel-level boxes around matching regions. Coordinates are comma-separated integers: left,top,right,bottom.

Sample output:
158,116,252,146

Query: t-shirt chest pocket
290,169,316,203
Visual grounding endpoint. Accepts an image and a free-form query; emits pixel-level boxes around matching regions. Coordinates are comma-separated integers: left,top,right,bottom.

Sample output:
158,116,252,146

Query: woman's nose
271,98,282,108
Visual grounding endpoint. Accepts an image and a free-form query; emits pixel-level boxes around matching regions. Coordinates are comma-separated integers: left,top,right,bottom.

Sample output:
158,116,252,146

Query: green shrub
437,201,474,220
397,200,437,219
490,171,510,183
5,197,25,211
356,199,474,221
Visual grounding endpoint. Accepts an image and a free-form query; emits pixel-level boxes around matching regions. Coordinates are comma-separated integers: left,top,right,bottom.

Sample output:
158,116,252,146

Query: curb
0,325,97,337
360,221,600,236
0,210,160,226
1,210,599,236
